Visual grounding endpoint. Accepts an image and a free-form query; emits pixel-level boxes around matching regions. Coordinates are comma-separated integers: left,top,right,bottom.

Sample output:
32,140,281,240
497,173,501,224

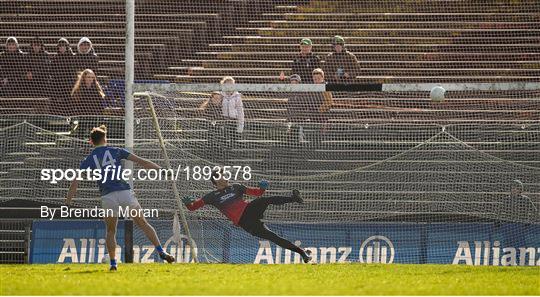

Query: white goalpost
138,91,199,263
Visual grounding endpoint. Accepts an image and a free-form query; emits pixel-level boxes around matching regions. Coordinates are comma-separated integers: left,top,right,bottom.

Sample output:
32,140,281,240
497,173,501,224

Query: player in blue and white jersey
66,125,174,270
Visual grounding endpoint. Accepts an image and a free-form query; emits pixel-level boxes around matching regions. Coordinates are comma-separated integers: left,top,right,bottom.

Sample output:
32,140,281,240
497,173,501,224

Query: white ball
101,254,110,264
430,86,446,102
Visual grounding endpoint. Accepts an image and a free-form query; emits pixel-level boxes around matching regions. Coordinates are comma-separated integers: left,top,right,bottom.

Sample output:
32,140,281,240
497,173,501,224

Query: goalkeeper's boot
159,251,176,263
292,189,304,204
302,249,312,264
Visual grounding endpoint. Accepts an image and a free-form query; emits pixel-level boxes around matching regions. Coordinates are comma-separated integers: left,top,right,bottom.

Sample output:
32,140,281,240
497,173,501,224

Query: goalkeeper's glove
182,195,197,206
258,179,269,190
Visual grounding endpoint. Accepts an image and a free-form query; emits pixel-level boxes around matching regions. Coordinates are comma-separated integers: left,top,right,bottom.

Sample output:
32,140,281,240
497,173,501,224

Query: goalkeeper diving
183,169,312,263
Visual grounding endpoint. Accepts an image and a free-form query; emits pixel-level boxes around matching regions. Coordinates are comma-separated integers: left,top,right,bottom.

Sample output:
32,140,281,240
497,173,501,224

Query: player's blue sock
156,245,164,254
110,259,117,267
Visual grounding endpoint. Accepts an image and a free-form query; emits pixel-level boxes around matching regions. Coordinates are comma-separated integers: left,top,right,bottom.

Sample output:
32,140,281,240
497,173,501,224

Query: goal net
129,82,540,264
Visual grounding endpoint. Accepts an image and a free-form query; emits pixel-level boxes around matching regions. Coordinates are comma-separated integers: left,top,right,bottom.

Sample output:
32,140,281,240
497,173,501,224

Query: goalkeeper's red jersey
186,183,265,225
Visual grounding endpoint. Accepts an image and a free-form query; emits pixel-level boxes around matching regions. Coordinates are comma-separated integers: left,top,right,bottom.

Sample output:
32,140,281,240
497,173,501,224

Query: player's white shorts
101,189,140,217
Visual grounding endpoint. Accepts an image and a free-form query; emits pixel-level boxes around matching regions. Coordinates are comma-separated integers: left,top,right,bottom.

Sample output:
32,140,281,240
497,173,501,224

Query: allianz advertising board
31,220,540,266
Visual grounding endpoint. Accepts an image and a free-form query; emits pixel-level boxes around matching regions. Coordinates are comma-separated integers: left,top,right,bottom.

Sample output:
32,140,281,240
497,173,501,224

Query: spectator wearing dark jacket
51,38,77,111
286,74,309,143
0,37,27,97
70,69,105,116
75,37,98,74
286,74,307,122
290,38,321,83
26,37,51,97
500,180,539,224
199,91,225,161
323,35,359,83
199,91,224,122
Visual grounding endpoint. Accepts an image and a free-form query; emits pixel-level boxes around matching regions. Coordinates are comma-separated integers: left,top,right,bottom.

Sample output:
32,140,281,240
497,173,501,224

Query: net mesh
0,0,539,264
129,86,539,263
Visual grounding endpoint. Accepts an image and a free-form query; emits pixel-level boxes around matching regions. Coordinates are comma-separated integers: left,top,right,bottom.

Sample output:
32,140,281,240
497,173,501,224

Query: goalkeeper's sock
156,245,164,254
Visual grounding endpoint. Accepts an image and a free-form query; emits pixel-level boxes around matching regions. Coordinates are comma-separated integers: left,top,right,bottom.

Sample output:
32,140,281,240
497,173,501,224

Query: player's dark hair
90,125,107,145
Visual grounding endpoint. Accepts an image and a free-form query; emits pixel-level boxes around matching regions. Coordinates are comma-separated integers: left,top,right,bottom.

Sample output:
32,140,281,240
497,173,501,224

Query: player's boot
292,189,304,204
109,258,118,271
159,251,176,263
302,249,312,264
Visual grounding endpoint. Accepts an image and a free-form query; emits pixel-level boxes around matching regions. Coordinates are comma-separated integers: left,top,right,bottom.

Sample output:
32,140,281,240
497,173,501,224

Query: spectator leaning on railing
70,69,105,116
0,37,27,97
26,37,51,97
50,38,77,110
310,68,333,133
323,35,359,83
312,68,333,115
75,37,99,74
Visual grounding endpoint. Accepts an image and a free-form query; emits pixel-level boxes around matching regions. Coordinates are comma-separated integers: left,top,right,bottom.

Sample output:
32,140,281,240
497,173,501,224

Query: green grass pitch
1,263,539,295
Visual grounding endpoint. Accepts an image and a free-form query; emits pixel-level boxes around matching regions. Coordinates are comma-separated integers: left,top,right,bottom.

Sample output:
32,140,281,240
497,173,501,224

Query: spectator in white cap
75,37,98,74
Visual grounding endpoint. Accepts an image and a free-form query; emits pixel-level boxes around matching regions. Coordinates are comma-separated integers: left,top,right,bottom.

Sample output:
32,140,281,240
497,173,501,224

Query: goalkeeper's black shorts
238,195,294,233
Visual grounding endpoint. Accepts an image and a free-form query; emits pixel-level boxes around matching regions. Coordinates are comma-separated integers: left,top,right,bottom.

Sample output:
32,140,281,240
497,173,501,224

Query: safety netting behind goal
125,83,539,264
1,82,538,264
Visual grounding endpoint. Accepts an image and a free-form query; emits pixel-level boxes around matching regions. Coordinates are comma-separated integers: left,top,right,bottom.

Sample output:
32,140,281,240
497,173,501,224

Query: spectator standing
217,76,245,160
323,35,359,83
199,91,224,123
70,69,105,115
286,74,305,122
290,38,321,83
286,74,308,142
0,37,27,97
220,76,245,134
75,37,98,74
26,37,51,97
199,91,226,162
50,38,76,113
